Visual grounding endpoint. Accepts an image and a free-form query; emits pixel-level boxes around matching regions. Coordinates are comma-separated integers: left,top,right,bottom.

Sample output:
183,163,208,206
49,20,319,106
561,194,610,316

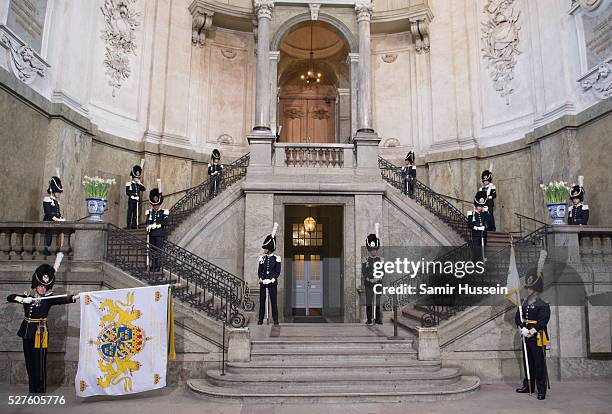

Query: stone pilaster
347,53,359,139
269,50,280,136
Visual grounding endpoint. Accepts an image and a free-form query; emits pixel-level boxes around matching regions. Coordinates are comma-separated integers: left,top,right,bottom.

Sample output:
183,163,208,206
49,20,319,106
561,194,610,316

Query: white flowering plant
540,181,570,203
82,176,116,199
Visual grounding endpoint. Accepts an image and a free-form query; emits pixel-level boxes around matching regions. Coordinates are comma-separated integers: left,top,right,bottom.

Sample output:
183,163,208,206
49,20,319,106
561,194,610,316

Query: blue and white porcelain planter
86,197,108,222
546,202,567,225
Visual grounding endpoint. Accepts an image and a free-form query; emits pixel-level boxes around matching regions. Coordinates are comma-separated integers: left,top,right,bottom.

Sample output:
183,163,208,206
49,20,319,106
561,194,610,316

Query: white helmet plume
537,249,547,274
271,222,279,237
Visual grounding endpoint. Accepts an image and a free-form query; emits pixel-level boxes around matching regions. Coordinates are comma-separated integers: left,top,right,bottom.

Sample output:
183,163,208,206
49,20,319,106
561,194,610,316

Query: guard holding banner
515,250,550,400
6,253,79,394
258,223,281,325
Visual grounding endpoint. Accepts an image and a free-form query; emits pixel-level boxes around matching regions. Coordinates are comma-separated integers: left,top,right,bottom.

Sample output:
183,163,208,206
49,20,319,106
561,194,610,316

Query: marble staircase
188,324,480,402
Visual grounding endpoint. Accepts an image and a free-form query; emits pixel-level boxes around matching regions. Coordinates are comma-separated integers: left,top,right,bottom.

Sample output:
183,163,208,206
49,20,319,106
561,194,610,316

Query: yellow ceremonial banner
75,285,175,397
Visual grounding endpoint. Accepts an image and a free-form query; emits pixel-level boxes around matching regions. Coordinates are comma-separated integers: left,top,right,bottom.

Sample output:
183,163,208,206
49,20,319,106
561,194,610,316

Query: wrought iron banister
378,156,471,241
167,153,250,231
105,224,254,328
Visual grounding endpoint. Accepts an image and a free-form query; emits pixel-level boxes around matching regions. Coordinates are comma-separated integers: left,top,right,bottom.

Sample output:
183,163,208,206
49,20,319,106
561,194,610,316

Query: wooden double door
279,97,336,143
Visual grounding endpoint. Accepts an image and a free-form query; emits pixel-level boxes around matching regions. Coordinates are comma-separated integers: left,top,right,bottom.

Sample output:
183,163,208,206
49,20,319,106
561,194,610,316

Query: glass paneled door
292,254,323,314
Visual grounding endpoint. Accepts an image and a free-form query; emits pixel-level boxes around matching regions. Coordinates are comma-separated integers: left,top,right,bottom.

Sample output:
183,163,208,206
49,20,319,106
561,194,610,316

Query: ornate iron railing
386,218,550,327
378,156,471,241
106,224,254,327
167,153,250,231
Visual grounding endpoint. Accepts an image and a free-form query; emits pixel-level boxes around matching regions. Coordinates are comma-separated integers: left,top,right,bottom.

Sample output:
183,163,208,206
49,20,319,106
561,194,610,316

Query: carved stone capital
254,0,274,20
571,0,605,12
346,52,359,64
189,2,214,47
580,58,612,100
355,1,374,22
0,25,49,84
409,18,430,54
309,3,321,21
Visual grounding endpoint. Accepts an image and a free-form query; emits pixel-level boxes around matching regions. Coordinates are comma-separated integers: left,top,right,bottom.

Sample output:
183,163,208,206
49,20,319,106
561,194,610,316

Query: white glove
475,226,485,231
520,327,531,338
263,279,272,285
73,293,80,302
130,196,139,200
270,278,276,284
22,297,34,304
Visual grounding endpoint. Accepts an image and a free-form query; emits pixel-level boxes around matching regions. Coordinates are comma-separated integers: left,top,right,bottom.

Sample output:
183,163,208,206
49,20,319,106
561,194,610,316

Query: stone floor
1,381,611,414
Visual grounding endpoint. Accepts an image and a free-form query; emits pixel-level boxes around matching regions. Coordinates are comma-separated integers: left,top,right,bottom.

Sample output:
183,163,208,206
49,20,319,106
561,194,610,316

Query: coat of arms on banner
76,285,175,397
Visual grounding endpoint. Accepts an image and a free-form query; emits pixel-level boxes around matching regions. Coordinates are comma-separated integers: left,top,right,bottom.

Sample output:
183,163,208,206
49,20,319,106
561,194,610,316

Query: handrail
167,153,250,231
378,156,471,241
105,224,254,328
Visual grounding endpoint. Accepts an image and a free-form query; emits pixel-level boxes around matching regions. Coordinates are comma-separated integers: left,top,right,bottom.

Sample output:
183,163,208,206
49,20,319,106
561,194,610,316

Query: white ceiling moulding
0,24,50,85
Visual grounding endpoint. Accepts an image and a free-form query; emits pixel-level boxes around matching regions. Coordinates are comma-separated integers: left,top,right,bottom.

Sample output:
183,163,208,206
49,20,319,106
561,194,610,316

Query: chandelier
300,21,322,84
303,206,317,232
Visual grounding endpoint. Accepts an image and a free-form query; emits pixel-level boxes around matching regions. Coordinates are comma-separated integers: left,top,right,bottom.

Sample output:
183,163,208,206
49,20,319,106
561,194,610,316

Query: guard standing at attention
6,253,79,394
480,166,497,231
258,222,281,325
568,176,589,225
146,180,169,272
363,223,383,325
468,190,493,258
515,250,550,400
43,171,66,247
208,149,224,197
401,152,417,198
126,161,146,229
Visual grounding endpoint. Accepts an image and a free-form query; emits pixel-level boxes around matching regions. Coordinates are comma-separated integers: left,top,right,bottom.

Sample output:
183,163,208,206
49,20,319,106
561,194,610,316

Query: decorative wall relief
309,3,321,20
285,108,304,119
221,48,237,59
312,108,330,120
217,134,234,144
381,53,398,63
100,0,141,97
581,59,612,99
382,137,400,147
481,0,521,105
0,26,49,84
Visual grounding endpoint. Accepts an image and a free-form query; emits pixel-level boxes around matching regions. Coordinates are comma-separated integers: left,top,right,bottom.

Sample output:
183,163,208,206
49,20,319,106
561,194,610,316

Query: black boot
516,380,533,393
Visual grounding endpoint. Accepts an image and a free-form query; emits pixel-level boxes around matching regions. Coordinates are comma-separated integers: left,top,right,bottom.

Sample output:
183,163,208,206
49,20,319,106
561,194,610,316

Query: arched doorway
276,20,351,143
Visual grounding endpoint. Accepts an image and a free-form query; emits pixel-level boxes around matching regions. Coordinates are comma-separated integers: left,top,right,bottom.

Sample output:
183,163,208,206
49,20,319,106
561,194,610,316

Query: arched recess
270,13,358,143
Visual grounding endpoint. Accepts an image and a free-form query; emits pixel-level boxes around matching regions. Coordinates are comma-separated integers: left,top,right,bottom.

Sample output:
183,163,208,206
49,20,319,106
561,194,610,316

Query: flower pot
546,202,567,225
86,197,108,222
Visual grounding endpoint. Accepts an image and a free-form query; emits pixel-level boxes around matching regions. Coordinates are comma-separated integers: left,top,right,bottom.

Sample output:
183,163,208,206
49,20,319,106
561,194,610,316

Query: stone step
187,376,480,402
250,349,417,363
206,366,463,386
251,339,414,352
225,359,441,376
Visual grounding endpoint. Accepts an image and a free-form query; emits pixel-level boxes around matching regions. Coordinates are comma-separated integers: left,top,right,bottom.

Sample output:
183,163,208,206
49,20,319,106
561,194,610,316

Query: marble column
253,0,274,132
355,1,374,133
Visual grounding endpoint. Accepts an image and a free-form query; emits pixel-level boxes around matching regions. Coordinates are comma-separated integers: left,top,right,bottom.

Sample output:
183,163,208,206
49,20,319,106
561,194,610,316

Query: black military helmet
481,169,493,183
212,149,221,161
130,165,143,179
405,151,415,163
366,223,380,251
524,269,544,292
262,223,278,252
47,176,63,194
149,188,164,206
570,184,584,202
474,190,487,206
32,264,56,289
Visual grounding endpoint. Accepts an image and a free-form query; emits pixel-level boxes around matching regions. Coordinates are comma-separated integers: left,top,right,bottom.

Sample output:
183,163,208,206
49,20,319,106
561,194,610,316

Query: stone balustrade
0,222,107,262
274,143,354,168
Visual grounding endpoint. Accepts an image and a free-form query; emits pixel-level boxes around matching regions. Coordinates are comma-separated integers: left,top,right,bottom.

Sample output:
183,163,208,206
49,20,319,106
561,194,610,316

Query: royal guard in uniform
363,223,383,325
43,171,66,247
468,191,493,258
145,180,169,272
258,222,281,325
126,161,146,229
208,149,224,197
480,166,497,231
516,250,550,400
568,176,589,225
401,152,417,198
6,253,79,393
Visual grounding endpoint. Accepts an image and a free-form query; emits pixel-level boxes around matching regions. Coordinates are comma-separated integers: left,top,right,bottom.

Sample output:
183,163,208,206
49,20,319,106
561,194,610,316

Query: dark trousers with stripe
23,338,47,393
